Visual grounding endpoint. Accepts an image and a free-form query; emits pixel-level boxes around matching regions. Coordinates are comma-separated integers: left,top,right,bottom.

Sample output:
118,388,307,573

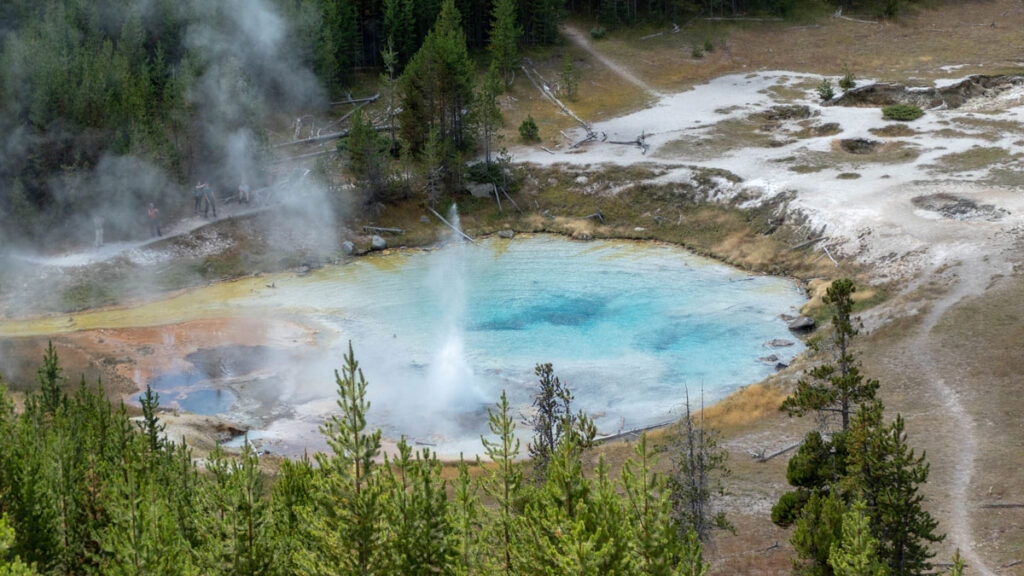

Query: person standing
194,182,206,216
148,203,162,237
93,215,104,248
203,184,217,218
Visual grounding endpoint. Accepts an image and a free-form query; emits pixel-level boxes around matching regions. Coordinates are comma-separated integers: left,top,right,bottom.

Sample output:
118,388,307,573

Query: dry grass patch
870,123,919,137
929,145,1018,173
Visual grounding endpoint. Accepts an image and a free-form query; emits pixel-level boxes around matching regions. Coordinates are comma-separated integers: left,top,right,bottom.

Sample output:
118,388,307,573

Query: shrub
703,37,714,53
816,78,835,101
589,26,607,39
882,104,924,121
838,66,856,91
519,115,540,142
691,45,704,58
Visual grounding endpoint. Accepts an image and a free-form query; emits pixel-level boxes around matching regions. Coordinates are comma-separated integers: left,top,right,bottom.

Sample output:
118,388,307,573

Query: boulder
497,229,515,239
767,339,794,347
341,241,355,255
371,235,387,250
466,182,493,198
787,316,816,331
759,354,780,364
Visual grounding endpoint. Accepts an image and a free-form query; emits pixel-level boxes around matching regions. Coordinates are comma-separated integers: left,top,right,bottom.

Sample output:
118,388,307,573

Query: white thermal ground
514,70,1024,295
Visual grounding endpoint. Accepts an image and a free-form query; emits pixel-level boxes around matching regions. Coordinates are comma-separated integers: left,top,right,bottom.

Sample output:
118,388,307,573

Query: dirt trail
562,24,659,97
907,258,997,576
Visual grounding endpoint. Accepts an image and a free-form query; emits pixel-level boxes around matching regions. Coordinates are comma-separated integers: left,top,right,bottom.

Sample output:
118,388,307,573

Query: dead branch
832,9,879,24
500,186,522,213
703,16,782,21
492,184,502,213
823,245,839,267
582,208,604,223
540,146,556,155
980,503,1024,509
427,206,475,243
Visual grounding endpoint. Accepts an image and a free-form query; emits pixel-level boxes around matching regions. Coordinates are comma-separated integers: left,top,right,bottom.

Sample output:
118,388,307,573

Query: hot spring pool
141,234,806,457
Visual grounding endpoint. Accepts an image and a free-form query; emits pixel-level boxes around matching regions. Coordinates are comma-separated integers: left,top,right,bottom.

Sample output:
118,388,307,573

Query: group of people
136,175,267,243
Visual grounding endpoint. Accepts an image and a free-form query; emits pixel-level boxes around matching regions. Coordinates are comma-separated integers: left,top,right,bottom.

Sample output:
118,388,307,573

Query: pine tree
489,0,522,86
306,342,385,574
37,341,64,416
138,385,165,455
622,433,709,576
792,491,845,576
559,53,580,101
781,279,879,432
0,513,39,576
829,499,888,576
476,64,504,166
480,391,522,576
528,363,595,481
870,416,943,576
451,457,480,575
346,109,388,200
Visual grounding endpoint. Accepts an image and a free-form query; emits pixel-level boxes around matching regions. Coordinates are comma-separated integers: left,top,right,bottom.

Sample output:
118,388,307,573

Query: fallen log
272,125,388,149
980,503,1024,509
540,146,556,155
583,208,604,223
363,226,404,235
788,236,825,251
754,441,803,462
595,419,675,444
330,92,380,106
428,206,475,243
500,186,522,213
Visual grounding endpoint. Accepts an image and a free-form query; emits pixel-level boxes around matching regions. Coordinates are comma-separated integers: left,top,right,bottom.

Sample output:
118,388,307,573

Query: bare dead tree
670,387,733,543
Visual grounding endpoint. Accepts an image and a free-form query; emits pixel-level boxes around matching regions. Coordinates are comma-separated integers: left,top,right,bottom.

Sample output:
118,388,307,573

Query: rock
634,227,646,232
759,354,780,363
775,361,790,370
420,215,430,224
839,138,880,154
497,229,515,239
787,316,816,331
371,235,387,250
575,175,589,185
767,339,795,347
466,182,493,198
341,241,355,255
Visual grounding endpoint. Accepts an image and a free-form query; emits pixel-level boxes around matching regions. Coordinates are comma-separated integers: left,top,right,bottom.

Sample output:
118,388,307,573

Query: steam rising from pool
139,230,805,457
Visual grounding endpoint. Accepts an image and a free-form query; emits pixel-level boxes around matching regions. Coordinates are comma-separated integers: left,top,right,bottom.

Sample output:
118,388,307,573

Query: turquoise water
171,234,805,457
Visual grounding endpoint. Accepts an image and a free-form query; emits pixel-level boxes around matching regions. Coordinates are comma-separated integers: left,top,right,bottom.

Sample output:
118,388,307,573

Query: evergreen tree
37,341,64,416
480,391,522,576
138,385,165,454
829,499,888,576
306,341,385,574
622,433,709,576
489,0,522,86
781,279,879,432
345,109,388,201
399,0,475,157
527,363,595,481
559,53,580,101
476,65,504,165
868,416,943,576
792,491,845,576
451,457,481,575
0,513,39,576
